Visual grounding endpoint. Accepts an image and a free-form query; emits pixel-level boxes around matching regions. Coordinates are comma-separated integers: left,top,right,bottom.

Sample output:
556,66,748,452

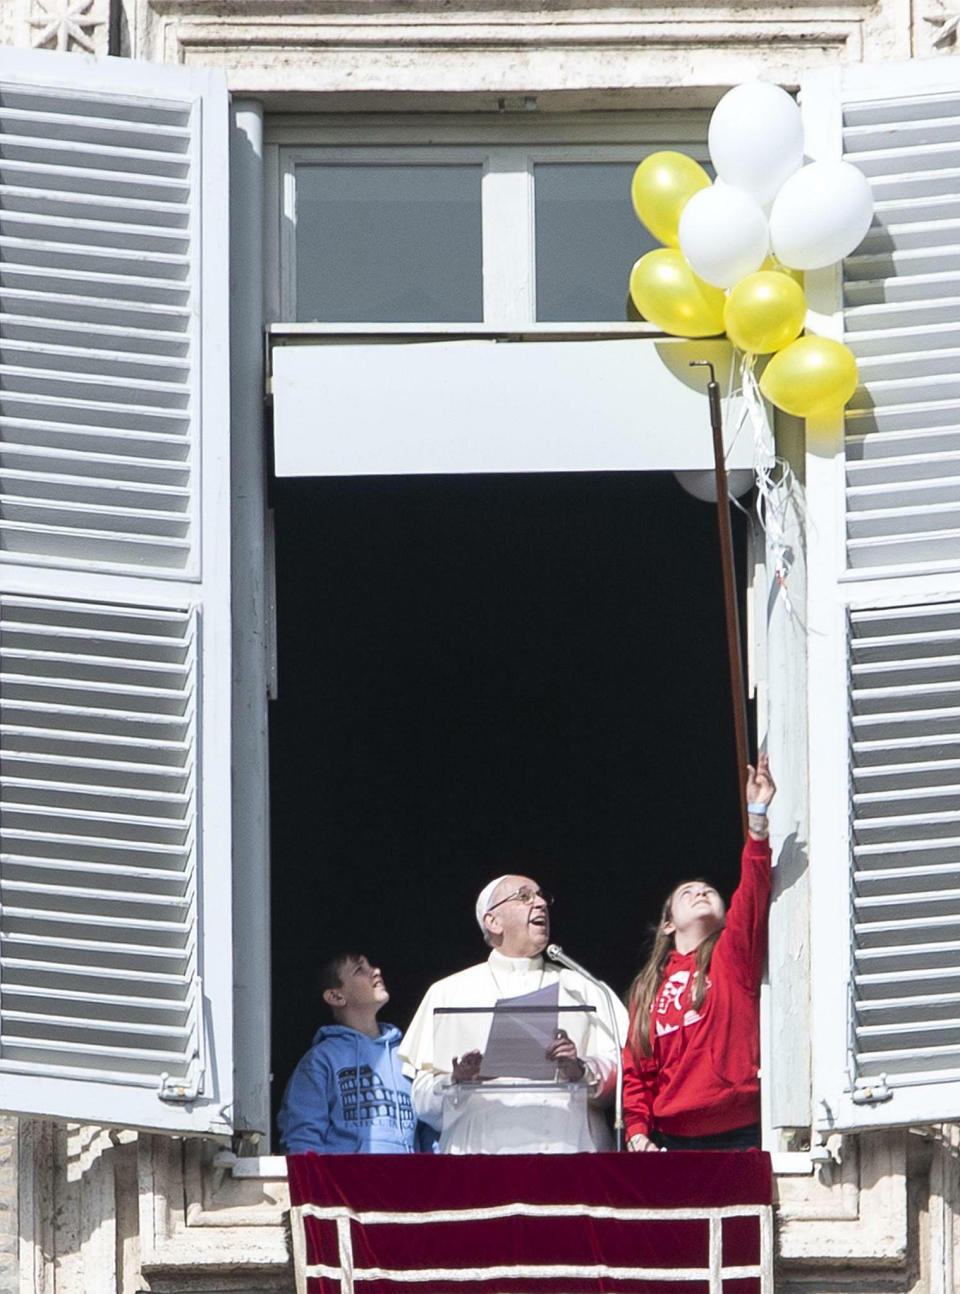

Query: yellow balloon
724,271,807,354
760,254,804,287
631,152,712,248
759,336,859,417
628,249,726,338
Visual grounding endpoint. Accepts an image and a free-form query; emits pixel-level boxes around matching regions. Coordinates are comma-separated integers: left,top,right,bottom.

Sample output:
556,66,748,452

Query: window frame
263,108,807,1152
265,114,712,328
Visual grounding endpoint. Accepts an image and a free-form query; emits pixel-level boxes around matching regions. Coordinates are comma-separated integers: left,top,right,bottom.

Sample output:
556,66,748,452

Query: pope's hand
451,1050,483,1083
546,1029,585,1082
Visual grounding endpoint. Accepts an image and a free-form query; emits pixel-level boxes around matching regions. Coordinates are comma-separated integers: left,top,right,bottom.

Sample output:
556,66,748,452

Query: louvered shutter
0,48,235,1134
804,58,960,1130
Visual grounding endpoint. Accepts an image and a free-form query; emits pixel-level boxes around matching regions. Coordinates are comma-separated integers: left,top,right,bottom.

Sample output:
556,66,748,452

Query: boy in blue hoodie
278,952,426,1154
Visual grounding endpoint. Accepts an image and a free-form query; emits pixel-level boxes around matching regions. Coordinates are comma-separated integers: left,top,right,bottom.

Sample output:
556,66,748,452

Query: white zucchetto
475,875,513,931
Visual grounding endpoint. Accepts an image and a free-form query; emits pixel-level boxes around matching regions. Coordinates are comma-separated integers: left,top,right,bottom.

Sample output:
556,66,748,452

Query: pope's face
483,875,551,958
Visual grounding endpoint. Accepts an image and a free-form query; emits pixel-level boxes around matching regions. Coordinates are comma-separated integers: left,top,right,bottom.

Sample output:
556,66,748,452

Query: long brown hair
626,880,723,1059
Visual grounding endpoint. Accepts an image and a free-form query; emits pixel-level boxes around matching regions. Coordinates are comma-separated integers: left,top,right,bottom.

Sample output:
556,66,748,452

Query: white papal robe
398,950,629,1154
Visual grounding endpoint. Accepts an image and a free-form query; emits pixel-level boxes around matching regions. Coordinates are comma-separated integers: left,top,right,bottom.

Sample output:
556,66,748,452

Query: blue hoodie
278,1022,425,1154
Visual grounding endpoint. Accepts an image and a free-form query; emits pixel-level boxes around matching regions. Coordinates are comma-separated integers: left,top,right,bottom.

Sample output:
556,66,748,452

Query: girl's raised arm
716,757,776,988
745,754,776,838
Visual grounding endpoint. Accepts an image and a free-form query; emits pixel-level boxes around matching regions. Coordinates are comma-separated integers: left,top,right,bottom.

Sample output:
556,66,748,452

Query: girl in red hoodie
622,756,776,1151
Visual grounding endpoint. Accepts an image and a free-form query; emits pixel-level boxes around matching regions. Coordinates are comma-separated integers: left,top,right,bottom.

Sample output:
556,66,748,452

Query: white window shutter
804,58,960,1131
0,48,235,1134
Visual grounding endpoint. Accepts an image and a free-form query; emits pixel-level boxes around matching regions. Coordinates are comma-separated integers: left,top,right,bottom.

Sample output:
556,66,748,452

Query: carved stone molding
138,1136,290,1286
778,1131,960,1294
0,1116,18,1294
117,0,911,100
777,1132,910,1274
28,0,109,52
13,1122,958,1294
925,7,960,49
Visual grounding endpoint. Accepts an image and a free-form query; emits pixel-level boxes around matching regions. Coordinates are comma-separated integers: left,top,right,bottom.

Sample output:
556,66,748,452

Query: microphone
546,944,590,976
546,945,625,1150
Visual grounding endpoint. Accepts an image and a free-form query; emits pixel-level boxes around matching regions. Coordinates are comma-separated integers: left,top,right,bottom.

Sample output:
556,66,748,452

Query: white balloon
708,82,804,206
678,184,769,288
769,161,874,270
675,469,755,503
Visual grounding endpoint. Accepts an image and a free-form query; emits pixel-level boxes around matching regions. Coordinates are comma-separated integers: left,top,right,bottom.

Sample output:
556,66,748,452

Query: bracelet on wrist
747,802,768,816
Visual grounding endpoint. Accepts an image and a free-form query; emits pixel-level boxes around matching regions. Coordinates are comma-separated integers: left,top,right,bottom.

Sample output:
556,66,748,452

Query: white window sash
804,58,960,1132
0,47,235,1136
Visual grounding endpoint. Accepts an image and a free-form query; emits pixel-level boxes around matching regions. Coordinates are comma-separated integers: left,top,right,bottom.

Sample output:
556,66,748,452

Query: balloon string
721,355,761,520
732,352,808,632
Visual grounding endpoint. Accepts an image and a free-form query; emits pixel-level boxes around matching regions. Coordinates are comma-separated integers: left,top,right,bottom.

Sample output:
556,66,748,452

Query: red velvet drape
288,1151,772,1294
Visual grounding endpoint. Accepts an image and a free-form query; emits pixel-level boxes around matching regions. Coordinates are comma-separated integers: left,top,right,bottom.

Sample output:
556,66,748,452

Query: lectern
432,999,595,1153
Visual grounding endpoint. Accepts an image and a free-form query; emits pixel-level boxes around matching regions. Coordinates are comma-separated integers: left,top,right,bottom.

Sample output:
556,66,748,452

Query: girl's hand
627,1133,659,1152
745,753,776,807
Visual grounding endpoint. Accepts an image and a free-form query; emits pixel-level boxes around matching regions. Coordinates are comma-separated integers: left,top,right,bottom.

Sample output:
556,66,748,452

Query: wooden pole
690,361,750,839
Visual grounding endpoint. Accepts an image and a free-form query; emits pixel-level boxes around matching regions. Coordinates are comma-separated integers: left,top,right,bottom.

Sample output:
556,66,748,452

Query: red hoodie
622,835,772,1139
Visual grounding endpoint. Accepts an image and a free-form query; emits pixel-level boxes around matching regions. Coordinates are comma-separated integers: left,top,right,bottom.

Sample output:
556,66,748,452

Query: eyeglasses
486,886,554,913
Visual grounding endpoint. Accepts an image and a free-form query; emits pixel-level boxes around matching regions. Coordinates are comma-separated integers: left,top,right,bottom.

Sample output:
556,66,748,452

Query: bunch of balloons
628,81,873,419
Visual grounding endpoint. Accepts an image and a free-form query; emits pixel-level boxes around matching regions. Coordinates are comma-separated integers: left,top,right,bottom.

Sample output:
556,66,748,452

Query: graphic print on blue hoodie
278,1022,425,1154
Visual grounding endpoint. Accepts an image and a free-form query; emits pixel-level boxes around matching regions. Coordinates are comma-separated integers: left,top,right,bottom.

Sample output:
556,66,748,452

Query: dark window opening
269,472,750,1138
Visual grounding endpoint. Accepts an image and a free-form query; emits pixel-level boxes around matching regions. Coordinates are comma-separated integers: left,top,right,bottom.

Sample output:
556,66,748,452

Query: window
269,123,748,483
4,42,953,1157
804,57,960,1130
267,113,769,1150
273,126,711,327
294,164,484,323
533,162,658,321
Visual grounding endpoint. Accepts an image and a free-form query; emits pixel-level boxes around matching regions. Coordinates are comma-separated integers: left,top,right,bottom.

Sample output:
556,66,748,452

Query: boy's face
328,955,390,1012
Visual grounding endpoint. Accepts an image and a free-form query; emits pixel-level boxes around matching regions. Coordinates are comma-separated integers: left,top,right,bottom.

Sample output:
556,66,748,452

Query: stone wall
0,0,941,104
0,1118,17,1294
3,0,111,54
10,1124,960,1294
121,0,919,105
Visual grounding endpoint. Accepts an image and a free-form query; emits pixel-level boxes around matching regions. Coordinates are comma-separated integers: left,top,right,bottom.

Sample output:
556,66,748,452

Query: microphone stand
547,944,624,1150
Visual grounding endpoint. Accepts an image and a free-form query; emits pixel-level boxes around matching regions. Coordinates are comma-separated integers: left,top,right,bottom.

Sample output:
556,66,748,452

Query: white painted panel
848,601,960,1095
273,338,755,477
841,89,960,571
0,596,202,1086
0,47,234,1137
804,57,960,1135
0,58,204,577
